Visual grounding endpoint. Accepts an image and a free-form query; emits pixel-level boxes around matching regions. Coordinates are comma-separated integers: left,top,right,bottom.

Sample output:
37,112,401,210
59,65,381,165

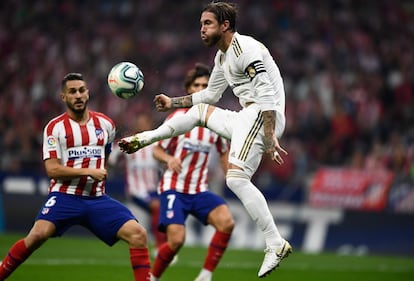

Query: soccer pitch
0,233,413,281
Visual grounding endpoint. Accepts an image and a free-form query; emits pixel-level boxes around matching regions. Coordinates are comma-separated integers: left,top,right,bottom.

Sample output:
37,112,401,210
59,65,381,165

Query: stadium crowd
0,0,413,207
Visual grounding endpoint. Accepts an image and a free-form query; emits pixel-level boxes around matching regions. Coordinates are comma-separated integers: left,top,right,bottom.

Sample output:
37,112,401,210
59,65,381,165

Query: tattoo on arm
262,110,276,137
262,110,276,150
171,95,193,108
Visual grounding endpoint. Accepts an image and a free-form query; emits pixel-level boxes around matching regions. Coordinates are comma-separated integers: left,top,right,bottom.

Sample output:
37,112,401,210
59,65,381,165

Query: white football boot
118,133,150,154
258,239,292,278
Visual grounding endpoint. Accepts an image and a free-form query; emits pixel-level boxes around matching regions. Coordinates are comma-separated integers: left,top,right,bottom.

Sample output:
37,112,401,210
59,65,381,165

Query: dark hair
203,2,238,32
61,73,84,90
184,63,211,90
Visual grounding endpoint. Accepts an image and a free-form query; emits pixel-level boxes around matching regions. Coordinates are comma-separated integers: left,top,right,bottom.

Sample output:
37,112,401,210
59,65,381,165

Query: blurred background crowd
0,0,413,210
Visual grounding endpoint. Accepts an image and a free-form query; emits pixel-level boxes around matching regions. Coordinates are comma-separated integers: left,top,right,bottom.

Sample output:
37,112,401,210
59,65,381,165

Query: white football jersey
192,32,285,115
109,143,160,199
42,111,115,196
158,109,229,194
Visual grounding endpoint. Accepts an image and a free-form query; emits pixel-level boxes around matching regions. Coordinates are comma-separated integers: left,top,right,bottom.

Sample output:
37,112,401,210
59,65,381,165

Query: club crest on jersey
95,128,104,141
166,210,174,219
41,207,50,215
246,66,256,78
244,60,265,81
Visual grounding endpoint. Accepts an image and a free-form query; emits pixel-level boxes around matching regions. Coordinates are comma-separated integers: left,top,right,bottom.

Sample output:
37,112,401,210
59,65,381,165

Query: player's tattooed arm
171,95,193,108
155,94,192,111
262,110,276,148
262,110,288,164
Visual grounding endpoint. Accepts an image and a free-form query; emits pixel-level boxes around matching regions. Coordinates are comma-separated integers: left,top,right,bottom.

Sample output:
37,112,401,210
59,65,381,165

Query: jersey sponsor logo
67,146,102,160
47,136,57,148
183,140,210,153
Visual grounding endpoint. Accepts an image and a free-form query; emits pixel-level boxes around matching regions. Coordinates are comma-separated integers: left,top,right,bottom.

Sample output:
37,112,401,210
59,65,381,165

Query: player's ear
222,20,230,32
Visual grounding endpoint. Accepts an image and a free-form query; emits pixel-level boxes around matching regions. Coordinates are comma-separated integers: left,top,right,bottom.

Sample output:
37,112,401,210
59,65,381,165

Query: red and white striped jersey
42,111,115,196
109,143,160,199
158,109,229,194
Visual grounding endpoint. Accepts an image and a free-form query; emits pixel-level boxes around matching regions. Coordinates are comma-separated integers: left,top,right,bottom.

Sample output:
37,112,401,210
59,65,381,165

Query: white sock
226,169,282,248
197,268,212,279
143,105,206,143
150,273,159,281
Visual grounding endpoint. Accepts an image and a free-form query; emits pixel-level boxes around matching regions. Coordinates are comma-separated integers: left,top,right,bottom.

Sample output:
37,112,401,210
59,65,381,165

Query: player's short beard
204,32,221,47
67,100,87,115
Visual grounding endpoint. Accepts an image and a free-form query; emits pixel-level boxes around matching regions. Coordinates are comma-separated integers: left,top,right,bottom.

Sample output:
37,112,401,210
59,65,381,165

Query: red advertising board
308,168,394,211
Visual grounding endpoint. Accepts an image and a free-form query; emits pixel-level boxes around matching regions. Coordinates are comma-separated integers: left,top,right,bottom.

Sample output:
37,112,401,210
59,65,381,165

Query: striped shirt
42,111,115,196
109,144,160,199
158,109,228,194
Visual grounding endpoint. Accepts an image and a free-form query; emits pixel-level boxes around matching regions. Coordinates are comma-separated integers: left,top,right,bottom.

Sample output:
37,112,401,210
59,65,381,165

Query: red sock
203,231,231,272
0,239,32,280
151,208,167,248
129,248,151,281
151,243,177,278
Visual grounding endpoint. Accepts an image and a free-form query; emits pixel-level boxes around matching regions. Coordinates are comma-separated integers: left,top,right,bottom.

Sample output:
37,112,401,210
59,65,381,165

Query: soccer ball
107,62,144,99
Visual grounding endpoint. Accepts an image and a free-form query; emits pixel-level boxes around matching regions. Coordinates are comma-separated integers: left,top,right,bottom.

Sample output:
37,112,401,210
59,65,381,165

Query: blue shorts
36,192,137,246
158,190,226,232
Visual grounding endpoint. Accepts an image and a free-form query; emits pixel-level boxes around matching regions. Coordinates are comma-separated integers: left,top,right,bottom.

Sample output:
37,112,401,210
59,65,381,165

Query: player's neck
218,31,235,52
68,109,90,124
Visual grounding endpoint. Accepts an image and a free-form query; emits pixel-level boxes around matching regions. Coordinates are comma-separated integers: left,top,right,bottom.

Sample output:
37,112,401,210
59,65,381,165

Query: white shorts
206,103,285,178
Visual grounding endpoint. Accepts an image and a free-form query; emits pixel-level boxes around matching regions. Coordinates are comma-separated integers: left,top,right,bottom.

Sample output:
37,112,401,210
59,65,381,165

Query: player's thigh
228,105,265,176
206,204,234,232
25,219,56,249
166,224,186,246
206,106,236,139
192,191,227,225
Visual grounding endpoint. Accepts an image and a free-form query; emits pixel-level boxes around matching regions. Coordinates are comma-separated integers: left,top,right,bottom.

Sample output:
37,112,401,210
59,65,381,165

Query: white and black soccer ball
107,62,144,99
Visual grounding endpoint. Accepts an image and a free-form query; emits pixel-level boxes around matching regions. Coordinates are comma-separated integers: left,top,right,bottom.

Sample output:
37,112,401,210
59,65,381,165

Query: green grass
1,233,413,281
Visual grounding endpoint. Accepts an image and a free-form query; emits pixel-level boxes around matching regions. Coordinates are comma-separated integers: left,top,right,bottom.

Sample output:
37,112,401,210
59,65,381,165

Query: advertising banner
308,168,394,211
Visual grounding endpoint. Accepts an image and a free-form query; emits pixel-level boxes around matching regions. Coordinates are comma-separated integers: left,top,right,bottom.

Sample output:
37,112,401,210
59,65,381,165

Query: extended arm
154,65,227,112
154,94,193,112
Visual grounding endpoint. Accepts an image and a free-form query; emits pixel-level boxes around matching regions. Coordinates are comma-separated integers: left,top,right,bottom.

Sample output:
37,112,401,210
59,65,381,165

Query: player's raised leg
119,104,209,154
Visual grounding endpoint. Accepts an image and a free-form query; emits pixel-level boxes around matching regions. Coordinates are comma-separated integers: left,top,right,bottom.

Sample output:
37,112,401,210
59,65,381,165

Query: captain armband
244,60,266,81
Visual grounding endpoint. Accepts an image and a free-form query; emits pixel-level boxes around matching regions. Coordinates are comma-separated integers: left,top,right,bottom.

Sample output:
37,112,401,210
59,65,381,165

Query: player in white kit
119,2,292,278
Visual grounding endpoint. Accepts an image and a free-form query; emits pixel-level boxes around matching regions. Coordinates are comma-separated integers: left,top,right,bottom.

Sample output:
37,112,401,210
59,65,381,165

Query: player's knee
226,169,250,191
187,103,209,126
211,206,235,233
25,232,49,250
221,215,235,233
120,222,148,248
168,235,185,251
166,225,185,251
